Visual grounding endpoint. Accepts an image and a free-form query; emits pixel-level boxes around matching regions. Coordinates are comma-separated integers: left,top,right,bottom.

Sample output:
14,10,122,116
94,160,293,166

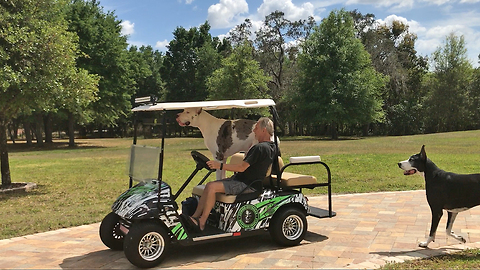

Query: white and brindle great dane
176,107,259,180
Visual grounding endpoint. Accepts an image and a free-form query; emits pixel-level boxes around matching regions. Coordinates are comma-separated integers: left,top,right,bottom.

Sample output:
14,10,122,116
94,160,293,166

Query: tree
294,9,387,139
161,22,217,102
351,10,428,135
128,46,165,100
0,0,98,186
424,34,474,133
469,58,480,129
227,19,253,48
65,0,133,136
206,42,270,118
255,11,315,102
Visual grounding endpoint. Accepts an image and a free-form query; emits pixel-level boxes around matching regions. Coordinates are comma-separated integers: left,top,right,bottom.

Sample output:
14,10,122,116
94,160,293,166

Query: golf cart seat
268,156,320,188
225,153,320,188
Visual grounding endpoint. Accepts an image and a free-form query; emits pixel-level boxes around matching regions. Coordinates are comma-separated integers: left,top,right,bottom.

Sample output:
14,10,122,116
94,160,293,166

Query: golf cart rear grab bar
289,156,321,164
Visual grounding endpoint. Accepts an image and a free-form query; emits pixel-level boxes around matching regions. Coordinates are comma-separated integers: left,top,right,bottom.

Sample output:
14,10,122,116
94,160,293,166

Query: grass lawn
1,130,480,268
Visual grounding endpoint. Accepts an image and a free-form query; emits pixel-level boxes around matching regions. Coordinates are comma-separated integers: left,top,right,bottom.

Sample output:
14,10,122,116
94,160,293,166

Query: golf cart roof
132,99,275,112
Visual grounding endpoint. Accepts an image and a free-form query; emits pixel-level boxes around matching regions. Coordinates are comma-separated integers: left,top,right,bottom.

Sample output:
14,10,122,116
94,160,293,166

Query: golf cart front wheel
270,207,307,246
99,212,124,250
123,222,171,268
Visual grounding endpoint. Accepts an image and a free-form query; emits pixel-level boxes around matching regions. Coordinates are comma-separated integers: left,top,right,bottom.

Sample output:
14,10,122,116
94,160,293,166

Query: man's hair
257,117,274,136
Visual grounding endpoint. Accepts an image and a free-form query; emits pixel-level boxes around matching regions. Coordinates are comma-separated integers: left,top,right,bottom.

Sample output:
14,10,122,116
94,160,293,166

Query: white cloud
155,40,169,51
120,20,135,36
257,0,316,21
207,0,249,28
185,0,194,4
345,0,415,10
420,0,451,5
377,14,427,35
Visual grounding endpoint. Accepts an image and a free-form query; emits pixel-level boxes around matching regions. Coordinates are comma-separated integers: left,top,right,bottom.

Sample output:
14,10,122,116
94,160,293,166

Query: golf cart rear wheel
270,208,307,246
99,212,124,250
123,222,170,268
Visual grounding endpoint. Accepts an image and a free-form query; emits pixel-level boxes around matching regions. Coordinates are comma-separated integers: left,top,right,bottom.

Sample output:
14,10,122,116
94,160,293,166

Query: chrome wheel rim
282,214,304,240
138,232,164,261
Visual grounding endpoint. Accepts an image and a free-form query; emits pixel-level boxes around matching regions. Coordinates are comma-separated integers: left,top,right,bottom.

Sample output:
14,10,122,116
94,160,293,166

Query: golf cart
99,97,335,268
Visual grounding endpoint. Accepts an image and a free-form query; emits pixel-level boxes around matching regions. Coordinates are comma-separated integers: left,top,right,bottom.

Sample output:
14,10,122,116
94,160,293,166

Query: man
187,117,276,231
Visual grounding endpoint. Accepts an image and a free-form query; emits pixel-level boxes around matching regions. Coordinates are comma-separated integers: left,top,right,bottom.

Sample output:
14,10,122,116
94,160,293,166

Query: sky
99,0,480,67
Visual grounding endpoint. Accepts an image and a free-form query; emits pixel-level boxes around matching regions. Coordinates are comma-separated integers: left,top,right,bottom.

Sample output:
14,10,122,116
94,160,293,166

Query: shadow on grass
7,141,106,153
0,185,46,201
60,231,328,269
280,136,365,141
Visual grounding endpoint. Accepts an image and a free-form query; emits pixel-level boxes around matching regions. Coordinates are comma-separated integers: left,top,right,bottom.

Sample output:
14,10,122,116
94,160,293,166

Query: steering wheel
191,151,215,172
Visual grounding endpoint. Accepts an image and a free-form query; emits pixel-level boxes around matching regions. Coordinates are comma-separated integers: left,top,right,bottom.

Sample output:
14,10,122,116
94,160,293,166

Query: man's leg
191,181,225,230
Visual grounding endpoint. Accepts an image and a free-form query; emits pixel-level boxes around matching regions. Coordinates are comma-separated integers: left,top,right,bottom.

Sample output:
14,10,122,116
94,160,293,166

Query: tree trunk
34,113,44,146
68,112,75,147
7,120,16,143
0,115,11,187
331,122,338,140
24,121,33,146
362,123,370,137
44,113,53,143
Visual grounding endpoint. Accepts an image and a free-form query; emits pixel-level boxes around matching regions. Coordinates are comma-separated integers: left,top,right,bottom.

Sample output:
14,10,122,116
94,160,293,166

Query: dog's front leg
446,211,466,243
215,158,227,180
420,209,443,248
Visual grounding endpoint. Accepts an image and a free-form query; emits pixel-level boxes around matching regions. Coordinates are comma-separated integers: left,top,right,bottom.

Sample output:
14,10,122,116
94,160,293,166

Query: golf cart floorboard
308,206,336,219
185,225,266,243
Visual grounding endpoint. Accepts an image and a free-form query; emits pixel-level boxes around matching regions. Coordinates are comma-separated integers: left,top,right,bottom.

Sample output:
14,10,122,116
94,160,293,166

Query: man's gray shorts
218,178,255,195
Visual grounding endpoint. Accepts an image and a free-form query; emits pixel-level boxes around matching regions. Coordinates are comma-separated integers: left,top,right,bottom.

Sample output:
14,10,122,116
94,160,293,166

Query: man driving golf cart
184,117,276,232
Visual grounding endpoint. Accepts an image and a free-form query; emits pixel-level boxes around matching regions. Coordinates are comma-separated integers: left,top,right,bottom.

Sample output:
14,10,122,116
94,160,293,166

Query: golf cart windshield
127,145,160,182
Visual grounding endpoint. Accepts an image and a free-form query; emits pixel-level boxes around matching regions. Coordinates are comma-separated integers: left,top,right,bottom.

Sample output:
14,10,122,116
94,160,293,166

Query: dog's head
176,108,202,127
398,145,427,176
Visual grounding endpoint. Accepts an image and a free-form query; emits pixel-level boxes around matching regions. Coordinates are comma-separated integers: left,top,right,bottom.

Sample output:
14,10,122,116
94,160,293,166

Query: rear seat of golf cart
192,152,331,203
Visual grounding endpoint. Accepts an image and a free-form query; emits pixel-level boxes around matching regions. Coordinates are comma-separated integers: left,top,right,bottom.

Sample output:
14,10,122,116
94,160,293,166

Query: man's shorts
218,178,255,195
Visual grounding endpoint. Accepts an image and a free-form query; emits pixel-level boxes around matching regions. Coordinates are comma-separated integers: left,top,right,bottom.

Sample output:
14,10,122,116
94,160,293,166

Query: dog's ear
196,108,202,115
420,145,427,161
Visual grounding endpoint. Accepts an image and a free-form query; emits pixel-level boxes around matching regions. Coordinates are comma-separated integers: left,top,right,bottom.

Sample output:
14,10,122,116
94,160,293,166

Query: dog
398,145,480,247
176,107,258,180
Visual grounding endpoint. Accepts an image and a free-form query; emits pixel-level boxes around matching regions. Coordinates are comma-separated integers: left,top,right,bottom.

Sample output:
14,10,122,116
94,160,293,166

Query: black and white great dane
176,108,258,180
398,145,480,247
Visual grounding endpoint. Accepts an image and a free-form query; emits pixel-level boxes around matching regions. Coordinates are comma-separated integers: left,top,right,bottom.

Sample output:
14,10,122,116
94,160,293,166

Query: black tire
123,222,171,268
99,212,125,250
269,207,307,246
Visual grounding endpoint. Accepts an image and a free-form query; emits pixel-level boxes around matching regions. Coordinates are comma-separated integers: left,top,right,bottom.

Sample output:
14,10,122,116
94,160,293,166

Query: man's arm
207,160,250,173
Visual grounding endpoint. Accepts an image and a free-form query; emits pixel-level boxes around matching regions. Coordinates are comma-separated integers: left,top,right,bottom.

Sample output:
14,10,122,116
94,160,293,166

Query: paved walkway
2,190,480,269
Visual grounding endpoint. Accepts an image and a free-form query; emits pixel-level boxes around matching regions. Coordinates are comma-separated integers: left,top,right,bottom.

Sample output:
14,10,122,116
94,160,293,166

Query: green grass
1,130,480,268
381,248,480,269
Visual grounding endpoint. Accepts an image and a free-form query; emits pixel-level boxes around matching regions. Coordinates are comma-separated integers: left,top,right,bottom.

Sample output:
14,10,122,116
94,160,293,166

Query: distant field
1,130,480,239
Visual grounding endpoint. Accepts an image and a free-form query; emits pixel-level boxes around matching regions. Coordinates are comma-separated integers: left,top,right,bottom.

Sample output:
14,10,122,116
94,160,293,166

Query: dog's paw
455,235,467,243
450,232,467,243
419,237,434,248
418,241,429,248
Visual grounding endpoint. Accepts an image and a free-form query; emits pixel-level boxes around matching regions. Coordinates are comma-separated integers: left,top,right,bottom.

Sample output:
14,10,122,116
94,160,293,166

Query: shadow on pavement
370,247,464,258
60,232,328,269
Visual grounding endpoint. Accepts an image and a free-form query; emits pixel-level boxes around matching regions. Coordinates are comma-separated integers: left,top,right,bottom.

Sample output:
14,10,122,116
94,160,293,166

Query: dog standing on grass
176,108,258,180
398,145,480,247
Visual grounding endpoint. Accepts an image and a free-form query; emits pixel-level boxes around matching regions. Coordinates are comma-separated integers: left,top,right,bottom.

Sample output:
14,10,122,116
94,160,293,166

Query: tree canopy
0,0,98,186
294,9,387,139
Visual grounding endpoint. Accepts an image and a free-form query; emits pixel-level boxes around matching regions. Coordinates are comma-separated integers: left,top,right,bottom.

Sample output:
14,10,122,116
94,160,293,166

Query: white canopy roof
132,99,275,112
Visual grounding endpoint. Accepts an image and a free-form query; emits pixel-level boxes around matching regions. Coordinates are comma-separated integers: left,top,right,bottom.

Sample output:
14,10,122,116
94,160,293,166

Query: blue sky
99,0,480,67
